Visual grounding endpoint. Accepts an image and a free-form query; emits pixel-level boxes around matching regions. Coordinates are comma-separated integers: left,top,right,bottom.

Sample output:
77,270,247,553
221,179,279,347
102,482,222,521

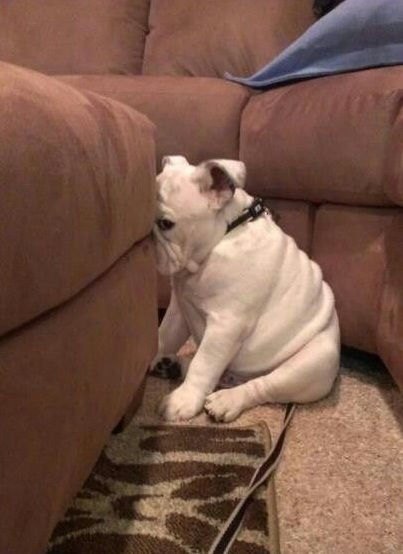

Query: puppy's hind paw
149,356,182,380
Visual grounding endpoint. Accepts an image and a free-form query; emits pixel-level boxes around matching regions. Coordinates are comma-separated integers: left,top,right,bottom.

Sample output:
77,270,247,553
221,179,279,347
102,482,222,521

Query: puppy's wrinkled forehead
157,165,207,218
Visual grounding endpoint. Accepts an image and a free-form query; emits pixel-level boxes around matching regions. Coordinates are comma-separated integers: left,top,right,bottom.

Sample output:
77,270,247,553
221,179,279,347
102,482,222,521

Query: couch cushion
143,0,315,78
311,204,397,354
0,63,155,336
241,66,403,206
58,75,250,167
0,0,150,75
378,212,403,391
265,199,314,255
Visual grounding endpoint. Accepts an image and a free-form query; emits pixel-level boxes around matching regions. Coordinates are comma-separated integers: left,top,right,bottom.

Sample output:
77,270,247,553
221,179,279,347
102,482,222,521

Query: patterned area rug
47,423,279,554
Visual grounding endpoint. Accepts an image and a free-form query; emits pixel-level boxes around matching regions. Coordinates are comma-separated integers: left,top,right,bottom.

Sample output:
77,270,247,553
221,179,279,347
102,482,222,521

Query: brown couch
1,1,402,552
0,62,157,554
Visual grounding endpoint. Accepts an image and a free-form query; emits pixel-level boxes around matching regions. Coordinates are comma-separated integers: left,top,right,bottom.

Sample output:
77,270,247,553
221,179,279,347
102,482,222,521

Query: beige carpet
135,348,403,554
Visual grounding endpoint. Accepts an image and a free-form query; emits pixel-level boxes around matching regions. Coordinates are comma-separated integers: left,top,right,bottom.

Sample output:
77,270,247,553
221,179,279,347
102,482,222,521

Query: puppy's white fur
152,156,340,422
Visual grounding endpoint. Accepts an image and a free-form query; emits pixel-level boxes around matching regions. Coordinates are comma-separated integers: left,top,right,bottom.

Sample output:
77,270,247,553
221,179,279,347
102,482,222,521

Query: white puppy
152,155,340,422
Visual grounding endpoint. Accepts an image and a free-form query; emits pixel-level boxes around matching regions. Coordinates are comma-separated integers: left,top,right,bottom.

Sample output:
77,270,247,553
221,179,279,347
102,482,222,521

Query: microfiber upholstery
57,74,250,167
143,0,315,78
378,212,403,391
0,0,316,79
0,0,150,75
241,66,403,206
312,205,400,353
0,241,157,554
228,0,403,88
0,62,156,335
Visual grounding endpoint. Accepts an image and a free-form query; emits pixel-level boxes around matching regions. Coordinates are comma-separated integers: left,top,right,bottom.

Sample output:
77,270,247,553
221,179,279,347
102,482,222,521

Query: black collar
226,197,268,234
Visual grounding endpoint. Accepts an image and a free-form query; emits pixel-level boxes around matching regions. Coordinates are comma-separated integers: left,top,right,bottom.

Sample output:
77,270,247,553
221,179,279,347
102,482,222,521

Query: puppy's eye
157,218,175,231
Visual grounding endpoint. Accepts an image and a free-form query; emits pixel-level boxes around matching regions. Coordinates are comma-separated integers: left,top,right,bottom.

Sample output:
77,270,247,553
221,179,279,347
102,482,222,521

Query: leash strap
208,403,296,554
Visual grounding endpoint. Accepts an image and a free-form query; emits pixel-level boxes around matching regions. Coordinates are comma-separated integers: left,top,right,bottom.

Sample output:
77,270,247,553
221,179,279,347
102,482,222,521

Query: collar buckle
248,198,266,219
226,197,267,234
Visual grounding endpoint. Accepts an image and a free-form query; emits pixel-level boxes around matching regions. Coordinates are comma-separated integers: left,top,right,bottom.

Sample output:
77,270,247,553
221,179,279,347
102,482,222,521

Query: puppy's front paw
149,356,182,380
205,388,245,423
159,385,205,422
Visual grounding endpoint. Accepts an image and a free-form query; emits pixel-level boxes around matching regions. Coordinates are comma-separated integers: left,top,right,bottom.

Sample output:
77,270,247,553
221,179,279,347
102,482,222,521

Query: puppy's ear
195,159,246,209
161,155,189,169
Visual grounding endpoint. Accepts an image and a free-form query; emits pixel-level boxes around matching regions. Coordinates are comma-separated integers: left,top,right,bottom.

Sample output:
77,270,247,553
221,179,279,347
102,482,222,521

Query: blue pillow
226,0,403,89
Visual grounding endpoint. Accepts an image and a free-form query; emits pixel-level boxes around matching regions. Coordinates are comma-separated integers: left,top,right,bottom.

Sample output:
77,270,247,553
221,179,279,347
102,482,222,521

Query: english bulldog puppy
151,156,340,422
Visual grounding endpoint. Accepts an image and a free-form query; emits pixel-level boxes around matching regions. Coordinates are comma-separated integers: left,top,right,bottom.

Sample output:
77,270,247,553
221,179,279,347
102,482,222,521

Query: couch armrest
0,61,156,335
240,65,403,207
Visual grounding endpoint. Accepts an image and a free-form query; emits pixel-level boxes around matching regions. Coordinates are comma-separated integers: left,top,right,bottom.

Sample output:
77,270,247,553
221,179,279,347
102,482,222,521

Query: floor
134,348,403,554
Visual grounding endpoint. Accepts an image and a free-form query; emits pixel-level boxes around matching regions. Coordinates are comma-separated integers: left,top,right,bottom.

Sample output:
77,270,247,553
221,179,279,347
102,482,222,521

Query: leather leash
208,403,296,554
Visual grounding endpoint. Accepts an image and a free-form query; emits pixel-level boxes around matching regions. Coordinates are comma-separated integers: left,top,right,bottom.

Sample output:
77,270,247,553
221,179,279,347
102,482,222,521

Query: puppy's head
154,155,246,275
